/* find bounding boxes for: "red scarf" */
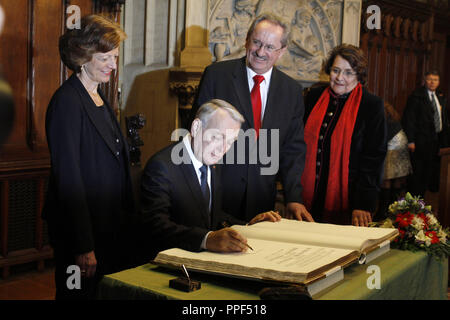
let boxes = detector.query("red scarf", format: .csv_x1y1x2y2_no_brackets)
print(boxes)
301,84,362,217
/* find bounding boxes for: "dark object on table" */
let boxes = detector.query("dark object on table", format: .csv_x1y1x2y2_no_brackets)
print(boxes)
169,277,202,292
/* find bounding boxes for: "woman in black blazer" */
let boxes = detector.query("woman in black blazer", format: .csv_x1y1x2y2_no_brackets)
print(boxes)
301,44,387,227
43,15,134,299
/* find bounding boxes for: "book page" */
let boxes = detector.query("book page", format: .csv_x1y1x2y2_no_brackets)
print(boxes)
232,219,398,252
154,238,357,283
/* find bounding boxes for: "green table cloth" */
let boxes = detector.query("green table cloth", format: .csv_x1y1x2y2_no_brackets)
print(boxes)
97,249,448,300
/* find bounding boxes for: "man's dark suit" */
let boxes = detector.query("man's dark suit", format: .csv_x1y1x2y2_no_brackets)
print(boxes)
402,86,450,196
140,141,245,259
193,57,306,221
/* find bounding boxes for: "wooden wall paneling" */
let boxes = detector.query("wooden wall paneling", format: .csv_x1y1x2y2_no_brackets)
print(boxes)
0,180,9,277
385,40,396,106
0,0,30,162
30,1,63,154
378,37,388,103
367,34,378,95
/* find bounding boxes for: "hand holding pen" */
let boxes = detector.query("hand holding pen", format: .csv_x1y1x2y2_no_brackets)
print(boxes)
206,227,251,253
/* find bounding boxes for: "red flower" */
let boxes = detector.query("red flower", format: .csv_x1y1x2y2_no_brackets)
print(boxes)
418,213,429,229
395,212,414,228
398,229,406,239
425,231,440,244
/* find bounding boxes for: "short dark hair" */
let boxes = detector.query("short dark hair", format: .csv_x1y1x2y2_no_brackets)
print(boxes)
424,70,440,78
324,44,368,85
246,13,290,48
59,15,127,73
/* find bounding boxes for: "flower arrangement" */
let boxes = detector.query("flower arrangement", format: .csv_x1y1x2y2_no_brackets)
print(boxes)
371,192,449,260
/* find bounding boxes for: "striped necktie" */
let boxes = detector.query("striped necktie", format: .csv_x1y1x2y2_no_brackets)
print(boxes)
431,92,441,133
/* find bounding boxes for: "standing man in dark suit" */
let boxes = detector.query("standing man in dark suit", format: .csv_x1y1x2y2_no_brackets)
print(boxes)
192,13,312,222
140,99,281,259
402,70,450,197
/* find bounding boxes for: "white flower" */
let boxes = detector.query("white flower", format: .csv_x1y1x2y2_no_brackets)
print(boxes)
411,216,425,231
426,213,438,227
415,230,431,247
380,218,394,229
437,228,447,244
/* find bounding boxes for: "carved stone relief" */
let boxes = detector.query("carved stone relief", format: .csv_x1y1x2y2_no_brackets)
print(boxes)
208,0,344,82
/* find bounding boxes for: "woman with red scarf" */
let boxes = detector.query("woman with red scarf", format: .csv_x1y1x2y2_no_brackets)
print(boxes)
301,44,387,226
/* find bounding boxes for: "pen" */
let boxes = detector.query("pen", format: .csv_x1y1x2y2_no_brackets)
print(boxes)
182,264,191,283
221,221,253,251
243,242,254,251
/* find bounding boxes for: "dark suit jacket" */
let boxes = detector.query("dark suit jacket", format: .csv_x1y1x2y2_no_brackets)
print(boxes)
193,57,306,221
43,74,135,258
402,86,450,154
304,86,387,214
140,141,245,258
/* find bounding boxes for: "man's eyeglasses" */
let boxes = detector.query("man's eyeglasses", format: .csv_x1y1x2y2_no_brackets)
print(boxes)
250,39,283,53
330,67,357,78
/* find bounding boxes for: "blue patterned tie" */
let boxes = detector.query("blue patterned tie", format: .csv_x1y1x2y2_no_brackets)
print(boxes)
431,92,441,133
199,165,210,211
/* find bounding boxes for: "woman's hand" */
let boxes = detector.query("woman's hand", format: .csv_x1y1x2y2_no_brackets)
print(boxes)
352,210,372,227
75,250,97,278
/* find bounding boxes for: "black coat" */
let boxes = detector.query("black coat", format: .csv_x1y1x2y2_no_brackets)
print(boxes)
304,86,387,216
402,86,450,153
193,57,307,221
43,74,135,259
140,141,245,258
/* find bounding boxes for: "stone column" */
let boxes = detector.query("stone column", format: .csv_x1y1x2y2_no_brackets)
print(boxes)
179,0,212,70
342,0,362,46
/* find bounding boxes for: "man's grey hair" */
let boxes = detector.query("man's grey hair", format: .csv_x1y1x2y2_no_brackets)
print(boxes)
246,13,290,48
195,99,244,127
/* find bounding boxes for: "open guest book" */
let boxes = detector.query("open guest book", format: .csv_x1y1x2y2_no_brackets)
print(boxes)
154,219,398,295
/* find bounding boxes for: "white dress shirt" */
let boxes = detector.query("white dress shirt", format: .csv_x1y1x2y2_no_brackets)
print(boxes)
246,67,273,123
182,134,211,249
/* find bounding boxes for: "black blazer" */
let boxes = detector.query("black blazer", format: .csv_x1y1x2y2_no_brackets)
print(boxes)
402,86,450,153
304,86,387,213
140,141,245,258
193,57,307,220
43,74,135,255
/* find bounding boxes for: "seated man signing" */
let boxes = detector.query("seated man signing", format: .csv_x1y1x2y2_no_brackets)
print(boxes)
140,99,280,258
